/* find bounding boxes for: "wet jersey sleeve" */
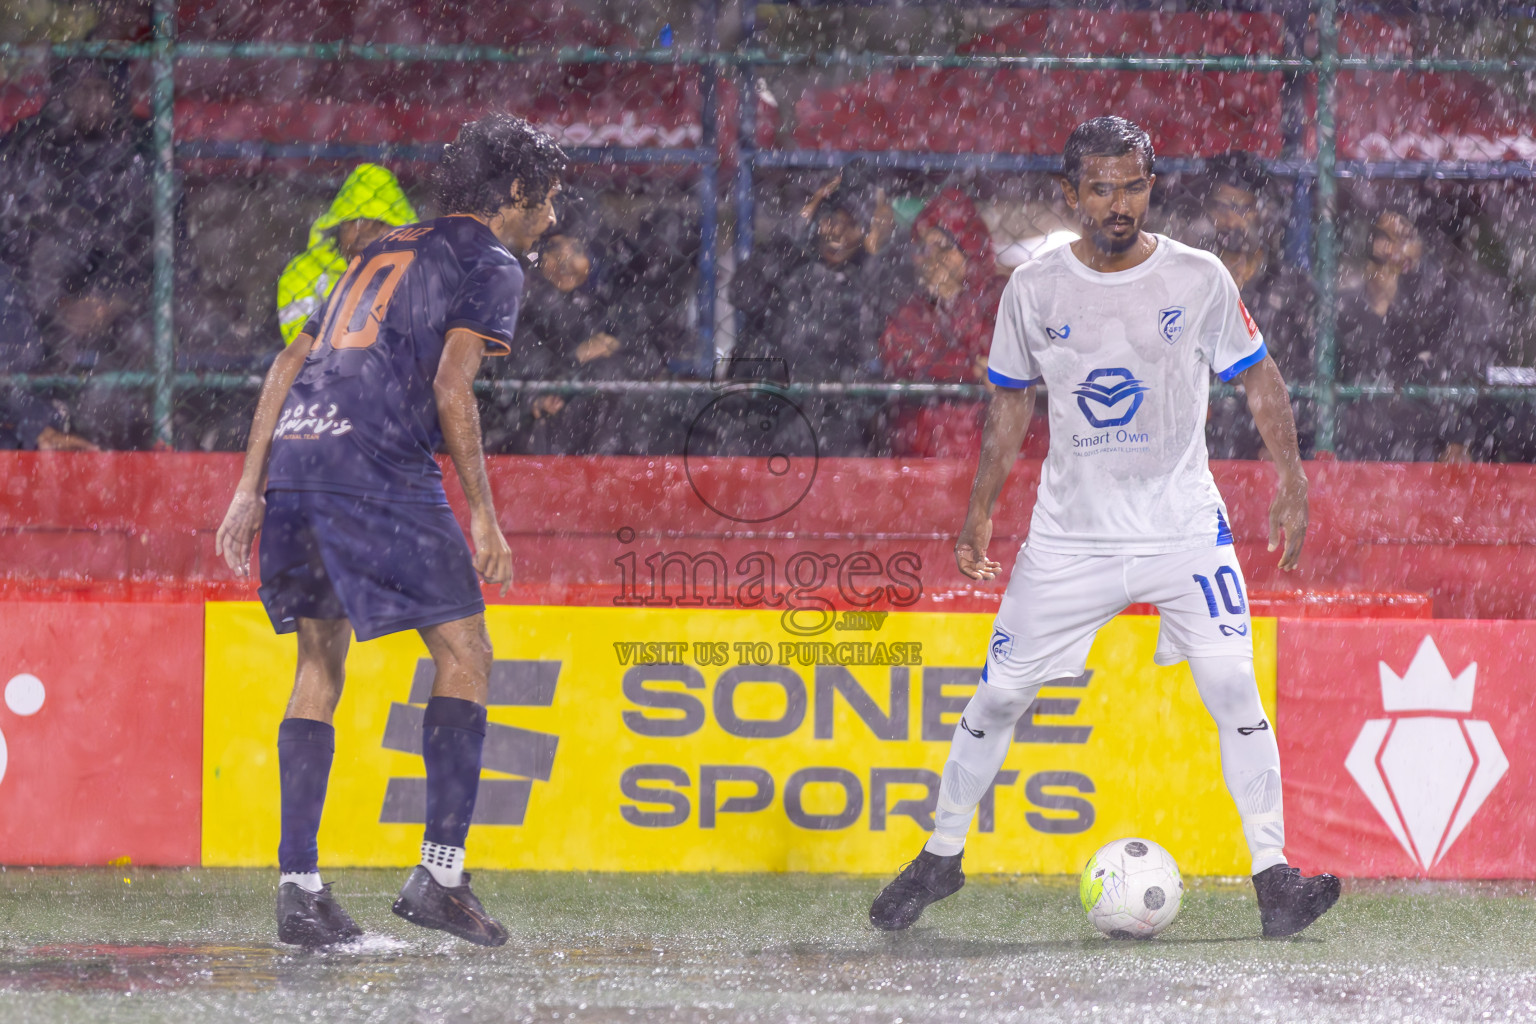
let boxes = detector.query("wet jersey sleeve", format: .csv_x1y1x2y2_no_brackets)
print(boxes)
446,262,524,356
300,310,325,340
1206,264,1268,382
985,272,1044,388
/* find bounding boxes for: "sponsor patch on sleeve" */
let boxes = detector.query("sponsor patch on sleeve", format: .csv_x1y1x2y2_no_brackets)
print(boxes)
1239,300,1259,340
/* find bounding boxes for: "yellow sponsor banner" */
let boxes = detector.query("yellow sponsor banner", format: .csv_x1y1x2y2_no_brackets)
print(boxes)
204,603,1275,875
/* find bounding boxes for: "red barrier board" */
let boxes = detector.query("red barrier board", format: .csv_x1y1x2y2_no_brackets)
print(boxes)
4,453,1526,617
0,603,202,866
1279,621,1536,878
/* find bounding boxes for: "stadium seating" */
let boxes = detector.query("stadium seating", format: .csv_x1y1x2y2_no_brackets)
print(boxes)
789,11,1536,162
0,8,1523,166
0,0,777,165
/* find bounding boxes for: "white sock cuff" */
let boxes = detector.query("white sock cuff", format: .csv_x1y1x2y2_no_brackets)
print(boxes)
420,840,465,888
1251,848,1287,875
924,831,967,857
280,871,323,894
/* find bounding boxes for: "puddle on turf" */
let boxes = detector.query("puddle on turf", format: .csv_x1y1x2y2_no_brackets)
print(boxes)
0,941,422,994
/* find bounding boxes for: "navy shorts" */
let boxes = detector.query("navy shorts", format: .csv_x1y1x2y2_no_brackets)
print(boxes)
258,489,485,642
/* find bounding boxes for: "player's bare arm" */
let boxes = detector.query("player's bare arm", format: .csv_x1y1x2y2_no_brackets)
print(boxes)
956,385,1036,581
1236,353,1308,571
435,327,512,594
215,335,314,576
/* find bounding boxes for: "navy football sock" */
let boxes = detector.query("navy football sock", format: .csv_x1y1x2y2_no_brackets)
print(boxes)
277,718,335,874
422,696,487,851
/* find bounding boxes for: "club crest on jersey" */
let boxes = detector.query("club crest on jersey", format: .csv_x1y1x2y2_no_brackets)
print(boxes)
1072,368,1150,429
990,627,1014,664
1158,306,1185,345
1046,324,1071,341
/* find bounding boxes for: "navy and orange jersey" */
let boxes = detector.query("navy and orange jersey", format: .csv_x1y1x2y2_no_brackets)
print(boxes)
266,215,522,502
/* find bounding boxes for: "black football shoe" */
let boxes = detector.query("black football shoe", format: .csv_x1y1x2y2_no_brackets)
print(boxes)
1253,864,1341,938
869,849,965,931
275,882,364,948
392,867,508,947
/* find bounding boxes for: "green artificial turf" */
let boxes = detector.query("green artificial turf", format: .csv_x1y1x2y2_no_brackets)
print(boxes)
0,868,1531,1023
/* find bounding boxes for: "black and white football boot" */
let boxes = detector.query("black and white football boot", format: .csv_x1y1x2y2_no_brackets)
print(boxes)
1253,864,1341,938
392,867,509,947
275,882,364,948
869,849,965,931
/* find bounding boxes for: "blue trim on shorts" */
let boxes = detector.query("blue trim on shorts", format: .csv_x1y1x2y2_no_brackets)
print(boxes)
1216,509,1234,546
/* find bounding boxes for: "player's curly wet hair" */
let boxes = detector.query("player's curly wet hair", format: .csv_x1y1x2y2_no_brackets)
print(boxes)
1062,116,1155,185
435,113,568,216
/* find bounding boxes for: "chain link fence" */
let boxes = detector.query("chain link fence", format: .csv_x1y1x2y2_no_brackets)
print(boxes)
3,1,1536,459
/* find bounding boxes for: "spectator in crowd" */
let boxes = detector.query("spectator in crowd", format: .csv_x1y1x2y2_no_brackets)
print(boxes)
1197,152,1316,460
1335,206,1508,462
486,195,666,455
878,187,1005,458
275,163,417,345
605,205,698,374
0,58,153,448
602,205,697,453
731,167,903,456
0,262,95,451
175,185,282,450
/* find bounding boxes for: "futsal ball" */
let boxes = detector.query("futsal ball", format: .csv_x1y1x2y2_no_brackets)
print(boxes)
1079,837,1184,939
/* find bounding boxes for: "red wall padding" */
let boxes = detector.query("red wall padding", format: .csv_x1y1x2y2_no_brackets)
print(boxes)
1280,621,1536,878
0,453,1524,617
0,602,203,865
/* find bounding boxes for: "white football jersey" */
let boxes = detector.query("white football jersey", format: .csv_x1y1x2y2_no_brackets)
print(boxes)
987,234,1266,554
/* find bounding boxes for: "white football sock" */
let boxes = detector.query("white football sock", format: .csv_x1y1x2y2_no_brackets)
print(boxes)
924,681,1041,856
280,871,323,893
420,840,466,888
1188,656,1288,876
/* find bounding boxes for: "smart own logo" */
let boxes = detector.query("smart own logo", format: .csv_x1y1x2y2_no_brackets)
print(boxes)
1073,368,1150,429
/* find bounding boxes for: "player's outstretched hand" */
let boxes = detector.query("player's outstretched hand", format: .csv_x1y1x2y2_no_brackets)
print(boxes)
955,517,1003,581
215,488,266,578
1268,472,1309,571
470,512,514,596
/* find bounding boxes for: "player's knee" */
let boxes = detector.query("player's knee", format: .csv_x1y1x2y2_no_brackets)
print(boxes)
423,625,492,703
1188,656,1265,729
287,660,345,720
296,619,350,673
967,680,1041,729
453,625,493,677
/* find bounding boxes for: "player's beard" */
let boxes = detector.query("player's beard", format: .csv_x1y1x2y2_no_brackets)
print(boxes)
1089,214,1141,255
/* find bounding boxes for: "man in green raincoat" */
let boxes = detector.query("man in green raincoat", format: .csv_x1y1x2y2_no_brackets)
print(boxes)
275,164,417,345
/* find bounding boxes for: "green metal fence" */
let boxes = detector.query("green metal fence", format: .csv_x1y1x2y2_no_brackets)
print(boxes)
2,0,1535,451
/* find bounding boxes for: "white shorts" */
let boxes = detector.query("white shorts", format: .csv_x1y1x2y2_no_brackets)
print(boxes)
984,542,1254,689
